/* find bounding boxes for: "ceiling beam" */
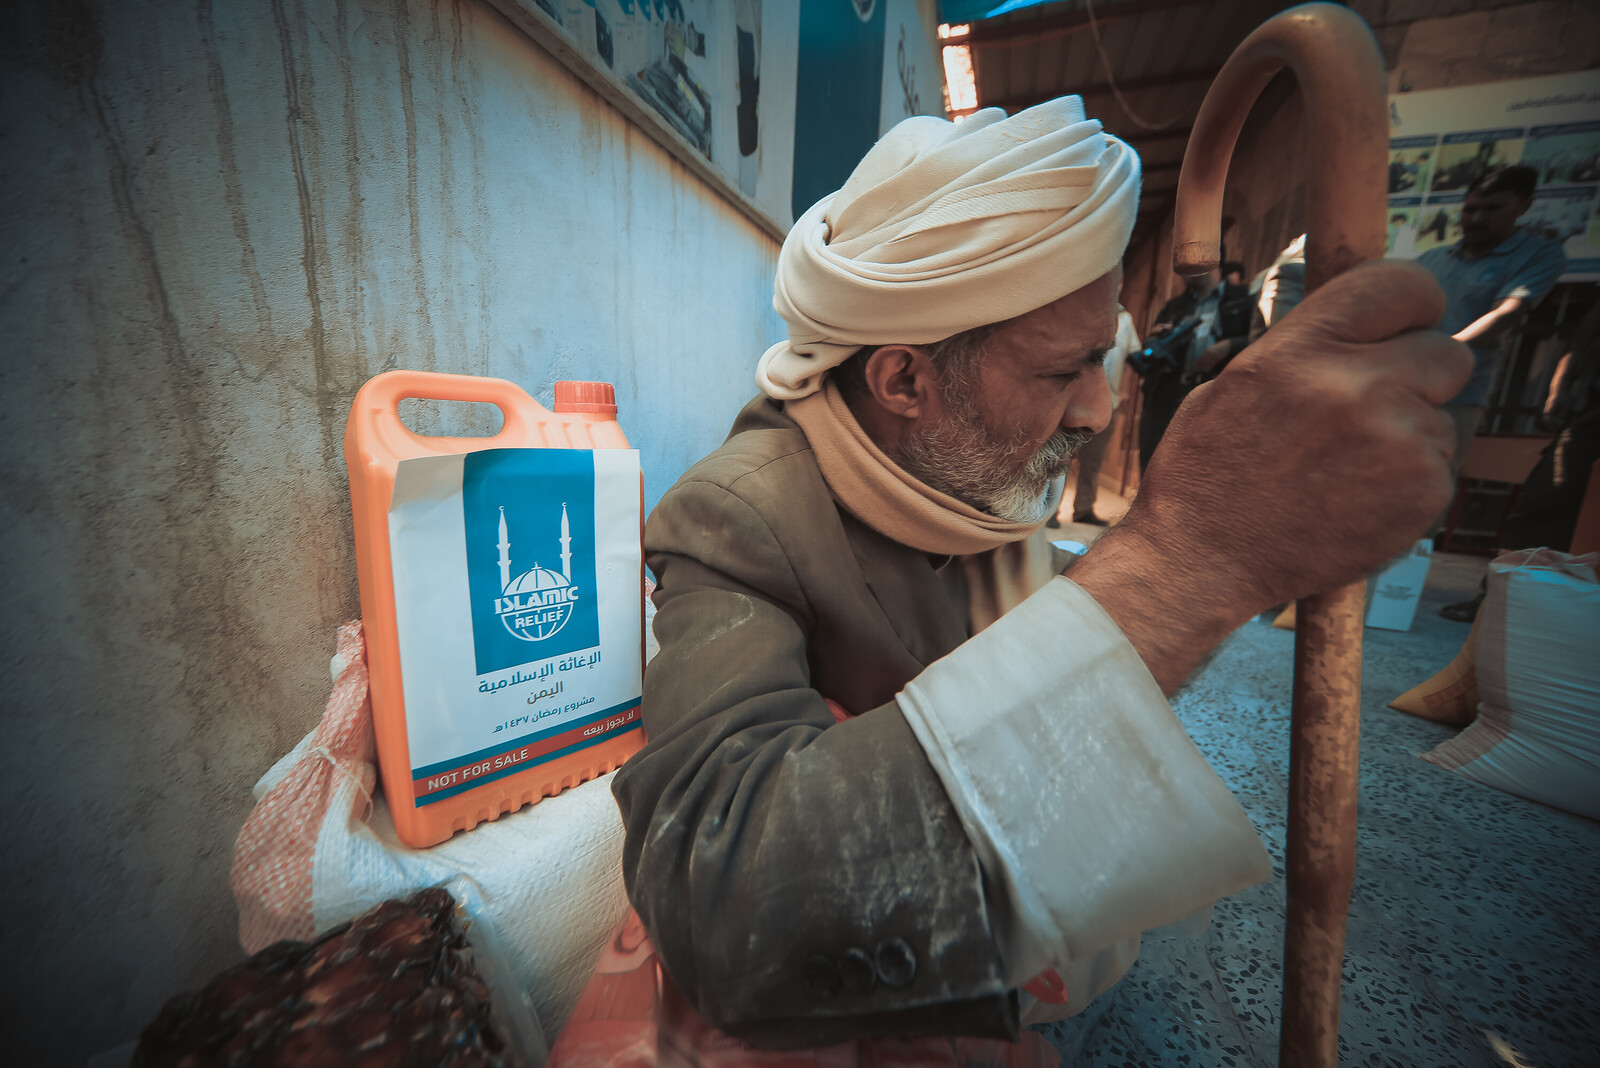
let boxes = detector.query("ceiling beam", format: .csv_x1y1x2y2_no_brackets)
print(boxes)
1136,190,1177,216
981,65,1223,114
966,0,1209,52
1123,125,1192,143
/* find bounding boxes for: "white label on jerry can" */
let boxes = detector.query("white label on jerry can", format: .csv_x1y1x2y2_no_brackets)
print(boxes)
387,448,642,805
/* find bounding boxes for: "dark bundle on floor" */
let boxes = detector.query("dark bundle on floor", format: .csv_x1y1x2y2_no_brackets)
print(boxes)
132,887,520,1068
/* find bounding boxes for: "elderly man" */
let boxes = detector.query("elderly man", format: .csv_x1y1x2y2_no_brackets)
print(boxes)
612,99,1468,1049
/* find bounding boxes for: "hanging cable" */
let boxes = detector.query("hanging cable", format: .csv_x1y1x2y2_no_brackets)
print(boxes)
1084,0,1182,131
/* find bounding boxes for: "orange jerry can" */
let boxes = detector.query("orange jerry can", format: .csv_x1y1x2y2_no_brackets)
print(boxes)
344,371,644,848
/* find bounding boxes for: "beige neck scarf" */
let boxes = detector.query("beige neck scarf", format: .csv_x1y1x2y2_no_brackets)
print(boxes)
788,383,1063,632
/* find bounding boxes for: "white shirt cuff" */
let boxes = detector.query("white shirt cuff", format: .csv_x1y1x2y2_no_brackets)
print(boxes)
896,576,1271,989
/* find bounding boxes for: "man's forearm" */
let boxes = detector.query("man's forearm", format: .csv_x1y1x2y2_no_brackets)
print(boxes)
1545,352,1572,416
1452,296,1523,346
1066,528,1259,694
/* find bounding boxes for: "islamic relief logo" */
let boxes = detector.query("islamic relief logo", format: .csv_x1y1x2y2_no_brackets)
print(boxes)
494,503,580,642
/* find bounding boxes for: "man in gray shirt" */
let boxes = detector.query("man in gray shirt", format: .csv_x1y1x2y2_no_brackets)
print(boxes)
1417,165,1568,480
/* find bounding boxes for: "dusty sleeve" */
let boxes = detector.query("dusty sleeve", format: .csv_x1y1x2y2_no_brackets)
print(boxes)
611,476,1016,1049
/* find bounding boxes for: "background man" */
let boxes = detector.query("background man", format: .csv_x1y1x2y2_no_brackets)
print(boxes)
1136,260,1253,471
1192,260,1257,379
614,98,1468,1049
1417,165,1568,486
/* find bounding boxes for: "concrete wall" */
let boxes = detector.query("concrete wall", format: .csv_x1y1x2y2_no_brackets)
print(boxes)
1378,0,1600,92
0,0,786,1061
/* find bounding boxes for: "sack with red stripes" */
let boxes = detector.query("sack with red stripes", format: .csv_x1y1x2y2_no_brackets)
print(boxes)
227,617,638,1037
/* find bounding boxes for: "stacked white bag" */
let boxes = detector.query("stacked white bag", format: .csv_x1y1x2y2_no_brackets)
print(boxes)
1422,549,1600,820
231,589,660,1040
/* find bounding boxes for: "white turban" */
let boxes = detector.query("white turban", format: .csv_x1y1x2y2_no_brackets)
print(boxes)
757,97,1142,401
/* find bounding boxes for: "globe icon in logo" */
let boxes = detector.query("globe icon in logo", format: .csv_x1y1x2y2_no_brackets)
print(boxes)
494,503,580,643
500,565,575,641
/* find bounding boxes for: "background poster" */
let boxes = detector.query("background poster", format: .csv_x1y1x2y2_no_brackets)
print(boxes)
496,1,948,232
791,0,887,220
877,0,947,137
493,0,804,229
792,0,946,222
1386,71,1600,280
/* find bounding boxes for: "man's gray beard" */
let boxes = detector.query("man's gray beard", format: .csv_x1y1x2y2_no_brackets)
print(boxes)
896,397,1092,524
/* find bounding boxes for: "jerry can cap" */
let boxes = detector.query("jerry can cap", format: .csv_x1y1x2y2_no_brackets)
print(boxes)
553,381,618,416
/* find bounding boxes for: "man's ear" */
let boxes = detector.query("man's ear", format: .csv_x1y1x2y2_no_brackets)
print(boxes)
862,344,941,420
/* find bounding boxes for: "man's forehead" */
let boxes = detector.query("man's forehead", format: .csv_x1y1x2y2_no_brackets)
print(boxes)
990,282,1118,362
1040,274,1118,328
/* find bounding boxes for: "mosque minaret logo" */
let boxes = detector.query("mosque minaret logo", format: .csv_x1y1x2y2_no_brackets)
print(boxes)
494,503,580,642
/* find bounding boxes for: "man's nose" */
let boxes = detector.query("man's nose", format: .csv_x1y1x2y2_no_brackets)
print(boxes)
1066,373,1113,437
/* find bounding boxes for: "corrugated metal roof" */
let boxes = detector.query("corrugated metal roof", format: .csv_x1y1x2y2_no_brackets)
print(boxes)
939,0,1062,24
945,0,1307,242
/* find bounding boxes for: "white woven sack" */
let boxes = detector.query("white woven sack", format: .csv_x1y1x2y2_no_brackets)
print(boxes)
231,616,646,1036
1421,549,1600,819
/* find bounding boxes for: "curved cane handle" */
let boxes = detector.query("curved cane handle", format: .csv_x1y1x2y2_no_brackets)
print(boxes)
1169,6,1389,1066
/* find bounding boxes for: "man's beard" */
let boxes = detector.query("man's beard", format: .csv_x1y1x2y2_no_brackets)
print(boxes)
896,393,1092,524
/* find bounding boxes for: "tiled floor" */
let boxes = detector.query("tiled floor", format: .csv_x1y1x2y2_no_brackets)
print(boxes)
1035,548,1600,1068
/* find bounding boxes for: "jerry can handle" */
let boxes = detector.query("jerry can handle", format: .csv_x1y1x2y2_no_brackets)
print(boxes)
353,369,552,449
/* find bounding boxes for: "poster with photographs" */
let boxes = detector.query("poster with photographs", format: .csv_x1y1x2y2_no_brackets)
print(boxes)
1429,129,1524,193
1522,121,1600,185
1412,201,1462,254
1523,187,1598,245
1387,137,1436,195
1385,206,1420,256
1386,71,1600,281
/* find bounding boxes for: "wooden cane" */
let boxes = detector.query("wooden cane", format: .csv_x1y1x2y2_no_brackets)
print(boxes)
1168,5,1389,1065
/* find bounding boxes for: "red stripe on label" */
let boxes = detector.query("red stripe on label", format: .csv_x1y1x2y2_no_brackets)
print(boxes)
413,705,640,800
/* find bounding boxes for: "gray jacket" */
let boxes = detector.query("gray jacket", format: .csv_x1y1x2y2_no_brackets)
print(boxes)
612,396,1020,1048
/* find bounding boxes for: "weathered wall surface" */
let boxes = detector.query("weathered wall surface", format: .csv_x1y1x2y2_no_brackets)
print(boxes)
0,0,784,1061
1380,0,1599,92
